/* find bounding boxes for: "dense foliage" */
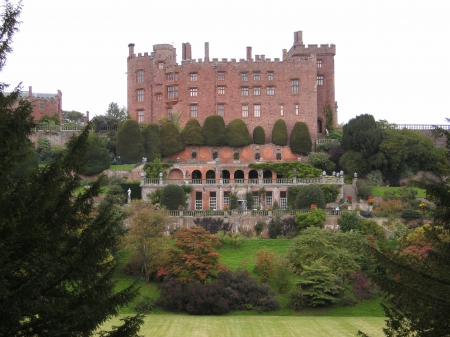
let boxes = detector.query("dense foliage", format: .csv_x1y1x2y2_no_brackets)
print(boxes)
181,118,205,145
141,123,161,162
341,114,382,158
116,119,144,164
295,184,326,209
252,126,265,144
226,119,252,147
160,121,185,157
84,133,110,175
290,121,312,155
193,217,233,234
203,115,227,146
248,162,321,178
271,119,288,146
160,184,185,210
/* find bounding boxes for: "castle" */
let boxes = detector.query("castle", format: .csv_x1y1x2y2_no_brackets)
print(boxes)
127,31,337,142
15,86,62,123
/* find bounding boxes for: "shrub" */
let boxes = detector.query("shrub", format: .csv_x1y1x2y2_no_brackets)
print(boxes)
366,170,383,186
119,182,142,200
339,150,367,176
254,222,264,237
290,122,312,155
271,119,288,146
203,115,227,146
374,199,407,216
160,184,185,210
193,217,232,234
338,211,360,232
134,295,156,313
295,184,326,209
360,219,385,240
253,249,275,283
383,189,397,201
397,186,418,203
116,119,144,164
271,256,293,293
181,118,205,145
281,216,299,237
225,119,252,147
401,208,422,221
288,288,306,311
320,185,340,203
349,270,375,301
356,180,373,200
268,217,281,238
295,208,326,230
160,122,185,157
141,123,161,162
307,152,335,172
253,126,265,144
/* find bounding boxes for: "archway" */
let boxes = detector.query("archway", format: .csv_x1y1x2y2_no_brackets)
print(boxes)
191,170,202,183
234,170,244,183
317,119,323,133
263,170,273,183
206,170,216,184
168,168,183,180
221,170,230,183
248,169,258,183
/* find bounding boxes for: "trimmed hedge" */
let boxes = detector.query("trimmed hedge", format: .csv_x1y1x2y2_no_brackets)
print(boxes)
253,126,265,144
181,118,205,145
160,184,185,210
225,119,252,147
119,182,142,200
272,119,288,146
141,123,161,162
116,119,144,164
160,122,185,157
203,115,227,146
84,133,110,176
294,184,326,209
290,122,312,155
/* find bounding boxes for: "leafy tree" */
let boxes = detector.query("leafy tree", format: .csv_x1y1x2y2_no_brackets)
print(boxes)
181,118,205,145
166,226,223,284
62,110,85,124
290,121,312,155
39,112,60,125
84,133,110,175
295,208,326,230
253,126,265,144
0,86,142,337
141,122,161,162
160,184,185,210
320,185,340,203
125,202,167,282
295,261,342,307
254,249,276,283
366,170,383,186
397,186,418,203
327,145,346,168
339,150,367,176
295,184,326,209
272,119,288,146
203,115,227,146
225,119,252,147
379,129,408,172
341,114,382,158
338,211,360,232
271,256,294,293
160,121,185,157
11,142,37,178
268,216,282,238
143,158,171,179
307,152,335,172
193,217,232,234
323,102,334,132
106,102,128,121
116,119,144,164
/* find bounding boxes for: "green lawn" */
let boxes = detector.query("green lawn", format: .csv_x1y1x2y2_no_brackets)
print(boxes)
369,186,426,198
108,164,137,171
98,315,386,337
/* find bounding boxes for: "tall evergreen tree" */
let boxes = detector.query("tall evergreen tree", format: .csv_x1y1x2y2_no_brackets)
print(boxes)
272,119,288,146
225,119,252,147
181,118,205,145
160,121,185,157
141,122,161,162
116,119,144,164
341,114,382,158
84,133,110,175
203,115,227,146
290,121,312,155
253,126,266,144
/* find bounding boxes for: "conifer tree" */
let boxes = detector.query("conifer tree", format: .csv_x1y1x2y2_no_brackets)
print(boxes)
160,121,185,157
85,133,110,175
290,121,312,155
116,119,144,164
272,119,288,146
225,119,252,147
203,115,227,146
141,122,161,162
253,126,265,144
181,118,205,145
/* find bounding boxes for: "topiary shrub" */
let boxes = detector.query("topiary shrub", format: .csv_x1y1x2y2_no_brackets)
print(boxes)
203,115,227,146
320,185,340,203
290,122,312,155
141,123,161,162
295,185,326,209
116,119,144,164
253,126,265,144
181,118,205,145
225,119,252,147
338,212,360,232
271,119,287,146
160,184,185,210
160,122,185,157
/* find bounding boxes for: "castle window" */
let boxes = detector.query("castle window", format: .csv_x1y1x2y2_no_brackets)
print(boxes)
167,72,178,81
276,149,281,160
158,62,164,69
266,192,273,207
137,70,144,83
268,72,274,80
218,72,225,80
291,79,299,94
280,105,284,116
167,85,178,98
190,104,198,118
190,73,197,81
317,60,322,68
137,89,144,102
241,87,249,96
267,86,275,95
209,192,217,210
295,104,299,116
317,75,324,86
138,110,144,122
218,86,225,95
242,105,248,118
167,108,172,119
156,93,162,100
190,88,198,97
253,87,261,96
218,104,224,117
241,73,248,81
253,72,260,81
254,104,261,117
39,103,45,111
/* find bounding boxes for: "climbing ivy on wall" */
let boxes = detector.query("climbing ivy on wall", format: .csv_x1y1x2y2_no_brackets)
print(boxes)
248,162,321,178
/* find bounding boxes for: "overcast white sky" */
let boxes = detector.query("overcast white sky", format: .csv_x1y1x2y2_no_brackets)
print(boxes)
2,0,450,125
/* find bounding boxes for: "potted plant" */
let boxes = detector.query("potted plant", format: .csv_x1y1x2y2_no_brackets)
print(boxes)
355,204,361,215
346,196,353,210
368,196,374,211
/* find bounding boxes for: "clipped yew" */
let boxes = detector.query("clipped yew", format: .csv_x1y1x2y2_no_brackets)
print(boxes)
181,118,205,145
253,126,265,144
226,119,252,147
160,121,185,157
203,115,227,146
141,123,161,162
160,184,185,210
290,121,312,155
116,119,144,164
272,119,288,146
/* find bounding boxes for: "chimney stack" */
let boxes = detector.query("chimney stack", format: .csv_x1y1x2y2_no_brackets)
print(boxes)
128,43,135,57
204,42,209,62
246,46,252,61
